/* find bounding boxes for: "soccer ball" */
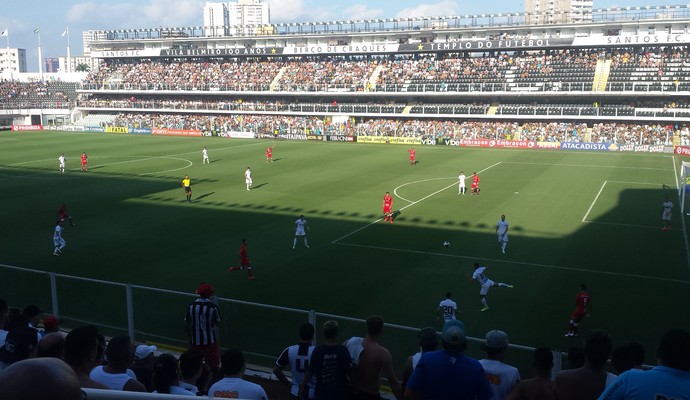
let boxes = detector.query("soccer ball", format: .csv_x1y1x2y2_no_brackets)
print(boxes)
443,241,450,248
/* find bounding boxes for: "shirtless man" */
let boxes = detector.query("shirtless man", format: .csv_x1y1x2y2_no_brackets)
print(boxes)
351,315,401,400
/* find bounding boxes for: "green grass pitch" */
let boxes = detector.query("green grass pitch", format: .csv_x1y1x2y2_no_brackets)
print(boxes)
1,130,688,372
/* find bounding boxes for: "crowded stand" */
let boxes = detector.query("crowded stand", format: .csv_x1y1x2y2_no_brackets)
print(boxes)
0,79,77,109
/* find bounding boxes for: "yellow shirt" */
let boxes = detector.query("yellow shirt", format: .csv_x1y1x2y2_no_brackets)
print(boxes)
182,178,191,187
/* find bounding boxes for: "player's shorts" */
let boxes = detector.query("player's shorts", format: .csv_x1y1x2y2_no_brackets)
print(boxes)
383,205,392,214
53,238,66,247
571,308,586,322
81,161,87,166
240,260,251,269
479,280,495,296
471,183,479,189
184,186,191,193
662,210,672,221
498,233,509,243
295,229,306,237
245,179,252,184
459,183,465,188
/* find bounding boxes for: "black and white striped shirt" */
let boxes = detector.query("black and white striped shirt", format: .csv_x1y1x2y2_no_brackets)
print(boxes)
185,299,221,345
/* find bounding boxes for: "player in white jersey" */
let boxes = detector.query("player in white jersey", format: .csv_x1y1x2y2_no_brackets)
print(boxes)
202,147,209,164
293,215,310,249
53,220,66,256
273,323,316,399
437,291,460,322
58,154,66,174
471,263,513,312
244,167,252,191
458,171,466,195
661,196,673,231
496,214,509,254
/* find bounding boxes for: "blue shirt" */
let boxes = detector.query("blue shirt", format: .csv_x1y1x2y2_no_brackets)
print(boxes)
406,350,493,400
598,366,690,400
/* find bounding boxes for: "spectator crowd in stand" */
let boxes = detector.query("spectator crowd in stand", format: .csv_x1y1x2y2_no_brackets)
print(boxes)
1,294,689,400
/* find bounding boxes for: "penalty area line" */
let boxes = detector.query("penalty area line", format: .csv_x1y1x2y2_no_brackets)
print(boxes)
333,242,690,285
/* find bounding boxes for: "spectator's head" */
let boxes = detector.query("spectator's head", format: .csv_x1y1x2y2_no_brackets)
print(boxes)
584,329,613,368
134,344,157,365
657,329,690,371
0,327,38,366
220,349,245,376
299,323,315,342
0,357,82,400
611,345,634,375
6,311,28,331
445,291,452,299
105,335,134,368
22,305,42,326
43,316,60,334
323,320,339,340
366,315,384,337
441,320,467,354
566,346,585,369
153,353,179,394
195,283,214,299
418,327,439,353
627,341,646,368
36,332,65,359
64,325,101,369
533,347,554,372
482,329,509,358
179,348,205,381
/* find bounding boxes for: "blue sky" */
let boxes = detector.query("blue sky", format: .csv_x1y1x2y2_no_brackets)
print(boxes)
0,0,681,72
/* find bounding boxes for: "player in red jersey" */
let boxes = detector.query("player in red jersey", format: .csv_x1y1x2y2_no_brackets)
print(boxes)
80,152,88,171
383,192,394,223
266,146,273,163
408,147,417,165
565,284,590,337
471,172,480,195
228,239,256,280
57,202,75,226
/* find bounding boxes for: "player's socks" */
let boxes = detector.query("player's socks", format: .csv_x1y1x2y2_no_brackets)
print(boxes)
481,306,489,312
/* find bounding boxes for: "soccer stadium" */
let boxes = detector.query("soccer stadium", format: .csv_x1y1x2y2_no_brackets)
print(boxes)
2,3,690,399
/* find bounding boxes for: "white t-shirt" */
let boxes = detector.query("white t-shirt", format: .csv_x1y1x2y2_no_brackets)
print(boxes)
245,169,252,182
208,377,268,400
497,220,509,236
472,267,491,287
295,218,308,235
662,200,673,220
458,174,466,187
58,155,65,166
438,298,458,321
53,224,63,240
202,148,208,159
479,359,520,400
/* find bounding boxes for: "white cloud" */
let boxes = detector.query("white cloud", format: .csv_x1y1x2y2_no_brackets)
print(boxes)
394,1,459,19
67,0,204,29
342,4,385,21
265,0,338,23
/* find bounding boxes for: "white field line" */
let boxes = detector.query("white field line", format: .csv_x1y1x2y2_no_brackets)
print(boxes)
502,161,669,171
582,181,607,223
333,242,690,285
332,162,502,243
673,156,690,273
582,220,674,230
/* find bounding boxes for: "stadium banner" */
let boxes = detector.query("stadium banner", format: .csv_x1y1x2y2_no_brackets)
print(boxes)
60,125,86,132
11,124,43,131
573,34,690,47
357,136,422,145
617,144,672,153
151,128,202,137
325,135,354,142
129,128,152,135
560,142,613,151
308,135,324,141
105,126,129,134
442,138,563,149
675,146,690,157
421,138,437,145
228,131,255,139
84,126,105,133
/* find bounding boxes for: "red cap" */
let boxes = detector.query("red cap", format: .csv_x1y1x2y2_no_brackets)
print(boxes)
195,283,214,298
43,315,60,330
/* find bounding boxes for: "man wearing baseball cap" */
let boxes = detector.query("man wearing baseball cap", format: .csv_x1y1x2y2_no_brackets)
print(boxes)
479,330,520,400
405,320,492,400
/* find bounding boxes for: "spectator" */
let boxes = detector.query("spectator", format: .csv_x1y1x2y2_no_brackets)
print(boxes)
566,346,586,369
300,320,352,400
131,344,157,392
41,315,61,335
401,327,439,394
152,353,195,396
208,348,268,400
0,326,38,373
506,347,555,400
185,282,222,375
22,305,43,342
179,348,210,395
63,325,109,390
404,320,492,400
36,332,65,358
0,298,8,347
627,341,646,369
479,330,521,400
610,345,635,375
0,357,82,400
89,335,146,392
554,329,615,400
349,315,401,400
597,328,690,399
273,322,316,399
